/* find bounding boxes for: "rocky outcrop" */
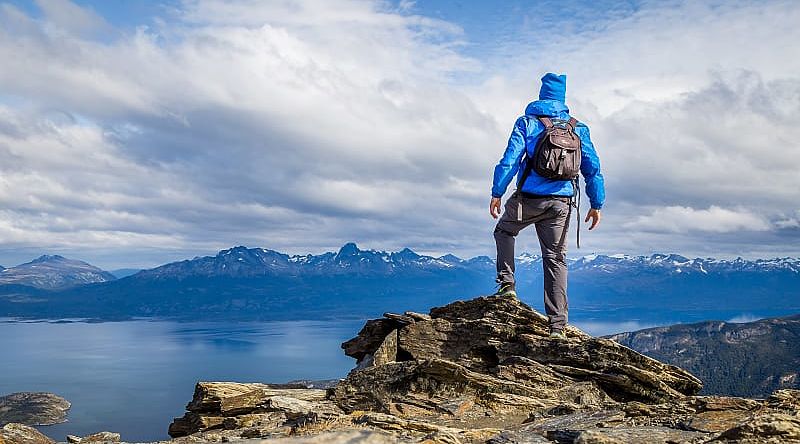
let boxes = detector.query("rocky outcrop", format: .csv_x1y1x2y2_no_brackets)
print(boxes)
163,295,800,443
336,295,701,412
0,392,70,426
0,422,55,444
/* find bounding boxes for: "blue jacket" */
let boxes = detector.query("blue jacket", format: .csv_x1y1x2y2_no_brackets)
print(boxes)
491,75,605,210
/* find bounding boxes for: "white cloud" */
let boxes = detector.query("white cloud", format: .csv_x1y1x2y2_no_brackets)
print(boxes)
0,0,798,268
469,0,800,257
624,206,771,234
33,0,110,36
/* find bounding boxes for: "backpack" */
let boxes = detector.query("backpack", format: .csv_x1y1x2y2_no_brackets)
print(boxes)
516,116,584,248
530,116,581,180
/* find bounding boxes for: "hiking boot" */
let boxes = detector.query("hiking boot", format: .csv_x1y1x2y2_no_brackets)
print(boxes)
493,282,517,299
549,329,567,340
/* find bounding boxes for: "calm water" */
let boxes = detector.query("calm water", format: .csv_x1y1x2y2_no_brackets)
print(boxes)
0,319,361,442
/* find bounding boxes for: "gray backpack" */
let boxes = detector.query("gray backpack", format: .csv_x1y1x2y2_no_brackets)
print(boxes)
530,116,581,180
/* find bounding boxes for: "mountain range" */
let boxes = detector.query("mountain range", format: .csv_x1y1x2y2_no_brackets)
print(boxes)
0,243,798,323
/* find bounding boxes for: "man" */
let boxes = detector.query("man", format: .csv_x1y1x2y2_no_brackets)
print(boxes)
490,73,605,339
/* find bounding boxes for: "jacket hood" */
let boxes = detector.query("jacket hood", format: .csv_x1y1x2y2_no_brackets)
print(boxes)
539,73,566,102
524,99,569,117
524,73,569,116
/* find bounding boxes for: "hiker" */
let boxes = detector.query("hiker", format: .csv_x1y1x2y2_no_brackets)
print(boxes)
489,73,605,339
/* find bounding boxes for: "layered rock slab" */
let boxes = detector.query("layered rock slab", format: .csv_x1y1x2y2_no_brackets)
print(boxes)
333,294,701,421
169,382,342,439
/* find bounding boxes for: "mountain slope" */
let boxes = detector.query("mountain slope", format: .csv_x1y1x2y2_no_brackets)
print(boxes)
0,255,116,290
109,269,142,279
608,314,800,397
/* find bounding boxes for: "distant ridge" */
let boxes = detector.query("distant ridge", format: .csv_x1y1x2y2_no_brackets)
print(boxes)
609,313,800,397
133,243,488,280
4,245,798,282
0,255,116,290
126,244,800,279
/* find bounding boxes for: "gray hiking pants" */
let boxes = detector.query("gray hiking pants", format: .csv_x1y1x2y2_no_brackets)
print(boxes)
494,192,570,331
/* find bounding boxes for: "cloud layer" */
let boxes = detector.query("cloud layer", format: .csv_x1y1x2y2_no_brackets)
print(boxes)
0,0,798,268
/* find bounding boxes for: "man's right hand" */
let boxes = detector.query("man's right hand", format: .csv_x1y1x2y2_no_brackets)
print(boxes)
585,208,602,230
490,197,502,219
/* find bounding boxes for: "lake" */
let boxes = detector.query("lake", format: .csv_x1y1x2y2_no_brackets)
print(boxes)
0,319,362,442
0,309,782,442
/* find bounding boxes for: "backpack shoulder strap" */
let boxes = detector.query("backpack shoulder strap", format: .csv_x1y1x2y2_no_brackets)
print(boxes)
517,116,549,191
567,117,578,130
538,116,554,128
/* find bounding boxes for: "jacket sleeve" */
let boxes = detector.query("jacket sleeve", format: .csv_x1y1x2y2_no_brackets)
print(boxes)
577,125,606,210
491,117,527,198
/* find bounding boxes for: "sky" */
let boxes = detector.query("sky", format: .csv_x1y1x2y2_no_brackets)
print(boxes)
0,0,798,269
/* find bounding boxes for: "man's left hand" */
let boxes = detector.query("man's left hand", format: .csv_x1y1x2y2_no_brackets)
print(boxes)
490,197,502,219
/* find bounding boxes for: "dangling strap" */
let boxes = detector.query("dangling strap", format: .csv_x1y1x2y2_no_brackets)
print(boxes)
556,199,572,254
574,177,581,249
555,177,581,253
568,118,581,248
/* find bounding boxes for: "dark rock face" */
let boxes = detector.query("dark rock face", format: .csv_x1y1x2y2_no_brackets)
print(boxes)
164,295,800,444
0,392,70,426
342,319,399,362
608,314,800,397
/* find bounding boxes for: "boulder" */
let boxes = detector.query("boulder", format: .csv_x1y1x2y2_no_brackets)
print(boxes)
767,389,800,412
714,412,800,443
75,431,121,443
248,429,404,443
